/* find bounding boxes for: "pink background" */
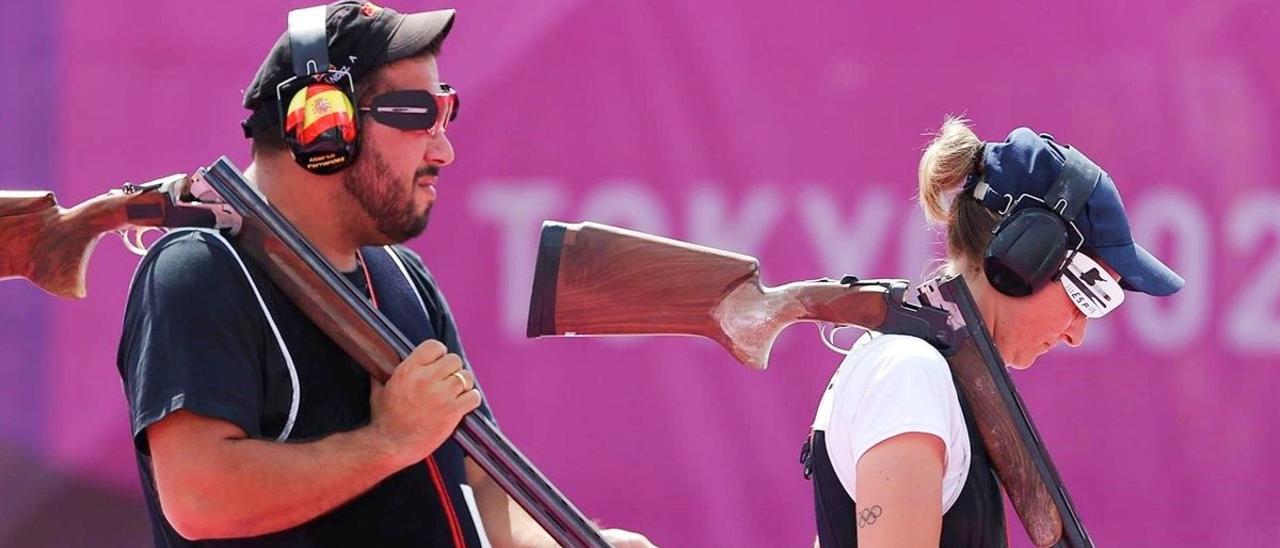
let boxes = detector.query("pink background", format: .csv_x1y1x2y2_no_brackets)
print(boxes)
2,1,1277,546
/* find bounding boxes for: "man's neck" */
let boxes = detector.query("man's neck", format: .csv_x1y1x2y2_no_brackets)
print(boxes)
245,160,363,272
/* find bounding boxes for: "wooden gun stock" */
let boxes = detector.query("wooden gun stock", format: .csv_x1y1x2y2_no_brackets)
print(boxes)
528,221,951,369
1,183,166,298
528,220,1091,548
0,174,221,298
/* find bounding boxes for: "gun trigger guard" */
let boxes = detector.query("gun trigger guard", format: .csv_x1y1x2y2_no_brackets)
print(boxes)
118,227,166,256
816,322,858,356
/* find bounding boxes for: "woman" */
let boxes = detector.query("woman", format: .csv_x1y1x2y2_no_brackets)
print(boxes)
805,118,1184,547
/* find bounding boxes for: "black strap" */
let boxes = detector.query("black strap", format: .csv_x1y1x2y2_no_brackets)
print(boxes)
362,246,436,344
362,246,488,548
1044,145,1101,223
972,139,1101,222
287,5,331,77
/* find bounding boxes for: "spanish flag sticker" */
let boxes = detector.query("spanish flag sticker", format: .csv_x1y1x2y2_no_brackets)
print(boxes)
285,84,357,146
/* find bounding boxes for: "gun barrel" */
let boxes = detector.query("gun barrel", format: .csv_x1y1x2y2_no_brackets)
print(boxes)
199,159,612,548
926,278,1092,548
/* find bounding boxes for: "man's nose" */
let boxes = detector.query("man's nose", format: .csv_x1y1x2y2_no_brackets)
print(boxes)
424,131,454,167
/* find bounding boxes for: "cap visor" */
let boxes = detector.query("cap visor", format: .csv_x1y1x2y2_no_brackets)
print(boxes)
1094,242,1185,296
385,9,456,60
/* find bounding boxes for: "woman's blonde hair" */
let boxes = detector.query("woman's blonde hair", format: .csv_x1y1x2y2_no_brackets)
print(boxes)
917,116,1001,276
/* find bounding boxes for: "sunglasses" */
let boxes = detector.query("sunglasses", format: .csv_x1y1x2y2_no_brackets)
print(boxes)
1060,252,1125,319
358,84,459,135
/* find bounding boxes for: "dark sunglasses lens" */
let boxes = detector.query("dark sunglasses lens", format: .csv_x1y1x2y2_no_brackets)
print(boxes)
369,90,438,130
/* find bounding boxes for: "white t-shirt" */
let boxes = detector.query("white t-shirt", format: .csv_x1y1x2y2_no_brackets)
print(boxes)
811,333,971,512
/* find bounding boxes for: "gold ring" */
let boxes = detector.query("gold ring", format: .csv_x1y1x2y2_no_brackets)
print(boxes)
451,371,470,392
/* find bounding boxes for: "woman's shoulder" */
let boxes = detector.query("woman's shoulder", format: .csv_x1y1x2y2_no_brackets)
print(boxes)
854,333,949,371
828,334,954,402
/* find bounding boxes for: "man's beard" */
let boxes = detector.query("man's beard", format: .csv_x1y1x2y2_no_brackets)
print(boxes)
341,147,431,243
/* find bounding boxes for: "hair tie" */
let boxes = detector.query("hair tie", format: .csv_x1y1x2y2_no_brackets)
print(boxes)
962,143,986,192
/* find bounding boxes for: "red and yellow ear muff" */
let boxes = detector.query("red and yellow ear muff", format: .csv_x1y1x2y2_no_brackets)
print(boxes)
282,81,360,174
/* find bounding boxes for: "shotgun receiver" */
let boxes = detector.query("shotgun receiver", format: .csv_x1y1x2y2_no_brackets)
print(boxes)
527,220,1092,548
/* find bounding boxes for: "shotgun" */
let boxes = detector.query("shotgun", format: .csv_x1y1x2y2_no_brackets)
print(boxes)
0,174,236,297
0,162,610,547
527,220,1092,548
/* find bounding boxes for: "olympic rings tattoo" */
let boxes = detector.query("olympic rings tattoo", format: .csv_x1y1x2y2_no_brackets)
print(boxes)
857,505,883,528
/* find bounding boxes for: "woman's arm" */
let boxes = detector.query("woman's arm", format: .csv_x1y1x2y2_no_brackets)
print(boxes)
854,432,946,547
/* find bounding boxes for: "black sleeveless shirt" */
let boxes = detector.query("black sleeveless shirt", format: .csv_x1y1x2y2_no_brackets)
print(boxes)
804,375,1006,547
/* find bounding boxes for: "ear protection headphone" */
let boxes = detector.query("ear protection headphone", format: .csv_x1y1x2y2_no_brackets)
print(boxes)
978,135,1102,297
277,5,360,175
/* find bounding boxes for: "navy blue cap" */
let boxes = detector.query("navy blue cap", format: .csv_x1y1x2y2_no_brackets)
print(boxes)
971,128,1184,296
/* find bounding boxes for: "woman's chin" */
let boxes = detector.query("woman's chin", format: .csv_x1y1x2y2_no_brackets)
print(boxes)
1006,352,1035,370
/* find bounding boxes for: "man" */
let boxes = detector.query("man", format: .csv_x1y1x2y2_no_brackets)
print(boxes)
116,2,654,546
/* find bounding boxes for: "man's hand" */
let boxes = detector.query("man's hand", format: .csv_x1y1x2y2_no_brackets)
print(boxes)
601,528,657,548
370,340,482,468
466,456,658,548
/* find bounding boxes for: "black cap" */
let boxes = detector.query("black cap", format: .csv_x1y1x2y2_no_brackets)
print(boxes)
241,1,455,138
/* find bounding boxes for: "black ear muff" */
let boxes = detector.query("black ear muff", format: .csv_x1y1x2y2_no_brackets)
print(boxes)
979,138,1102,297
984,209,1070,297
